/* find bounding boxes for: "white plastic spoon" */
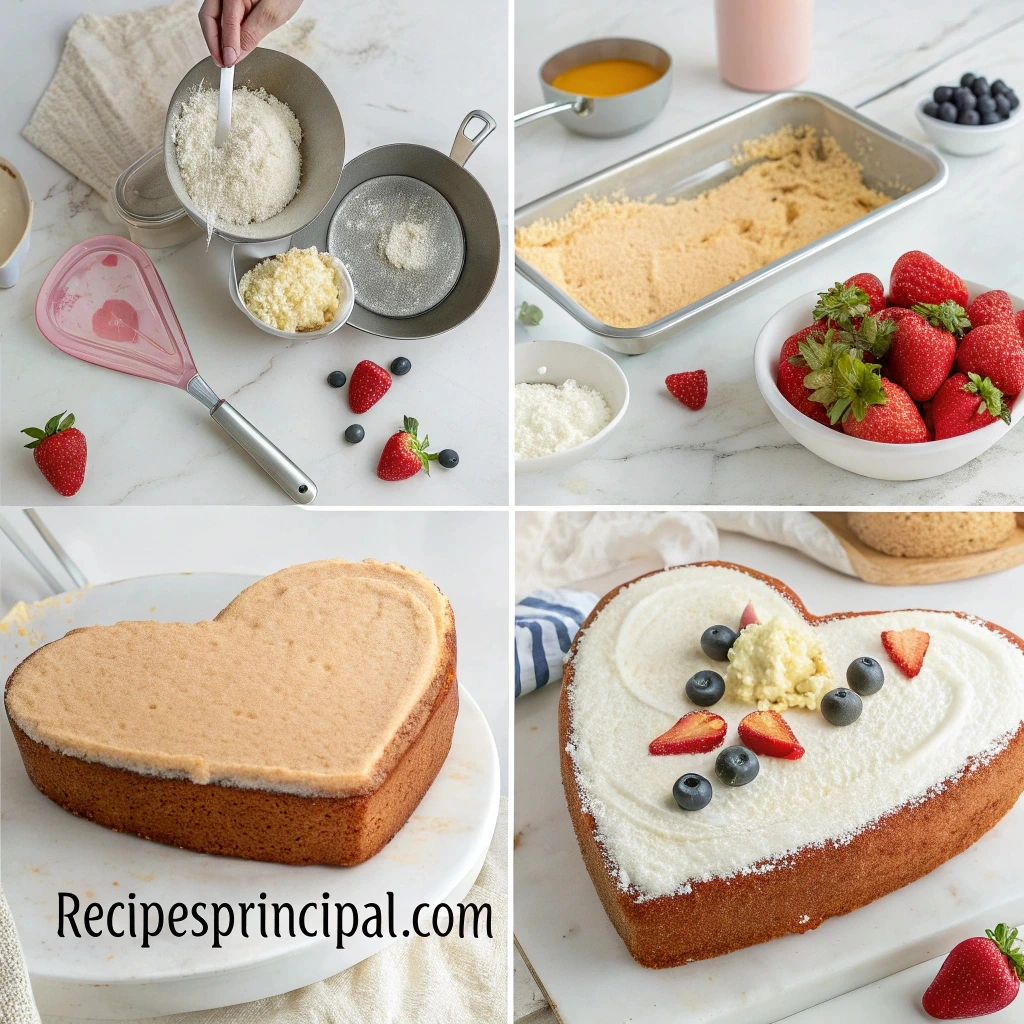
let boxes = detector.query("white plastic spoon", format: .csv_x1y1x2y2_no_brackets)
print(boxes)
214,64,234,147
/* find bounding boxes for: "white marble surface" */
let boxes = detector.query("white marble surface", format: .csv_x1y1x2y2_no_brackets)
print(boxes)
514,0,1024,506
0,0,509,506
0,506,510,793
513,529,1024,1024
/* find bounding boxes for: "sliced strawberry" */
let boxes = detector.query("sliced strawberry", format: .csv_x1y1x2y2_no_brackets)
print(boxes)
739,602,760,629
649,710,726,756
738,710,805,760
882,628,930,678
666,370,708,410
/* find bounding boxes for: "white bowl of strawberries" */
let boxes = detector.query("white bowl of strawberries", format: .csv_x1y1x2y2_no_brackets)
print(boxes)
754,251,1024,481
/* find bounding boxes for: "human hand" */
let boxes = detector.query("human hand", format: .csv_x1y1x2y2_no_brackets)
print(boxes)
198,0,304,67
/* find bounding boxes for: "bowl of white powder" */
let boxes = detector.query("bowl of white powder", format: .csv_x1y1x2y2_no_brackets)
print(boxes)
164,50,344,244
515,340,629,473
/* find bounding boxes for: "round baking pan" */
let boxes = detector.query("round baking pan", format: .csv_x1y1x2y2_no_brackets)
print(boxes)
515,37,672,137
163,50,345,244
327,110,500,340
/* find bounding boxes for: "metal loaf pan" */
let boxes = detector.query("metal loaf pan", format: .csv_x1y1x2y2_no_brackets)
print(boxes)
514,91,947,354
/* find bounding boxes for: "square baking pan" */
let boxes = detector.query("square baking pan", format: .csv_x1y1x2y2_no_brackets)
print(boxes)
514,91,947,354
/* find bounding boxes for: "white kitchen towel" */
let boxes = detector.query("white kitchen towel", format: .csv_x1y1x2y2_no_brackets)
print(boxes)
515,588,597,697
41,801,507,1024
22,0,315,200
708,511,856,576
0,887,42,1024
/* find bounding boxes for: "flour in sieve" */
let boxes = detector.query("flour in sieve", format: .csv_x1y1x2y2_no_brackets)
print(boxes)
515,379,612,459
173,85,302,229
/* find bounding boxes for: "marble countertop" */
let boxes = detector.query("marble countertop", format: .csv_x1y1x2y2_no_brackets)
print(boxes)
0,0,509,506
514,0,1024,507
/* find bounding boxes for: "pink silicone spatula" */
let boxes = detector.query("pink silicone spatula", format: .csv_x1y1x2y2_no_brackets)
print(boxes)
35,235,316,504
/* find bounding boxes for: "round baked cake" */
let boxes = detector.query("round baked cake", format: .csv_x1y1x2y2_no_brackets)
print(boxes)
847,511,1017,558
559,562,1024,968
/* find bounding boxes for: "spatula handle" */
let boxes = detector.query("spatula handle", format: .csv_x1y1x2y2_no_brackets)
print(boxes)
210,401,317,504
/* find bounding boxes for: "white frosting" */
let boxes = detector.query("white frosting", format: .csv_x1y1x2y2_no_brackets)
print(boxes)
566,565,1024,900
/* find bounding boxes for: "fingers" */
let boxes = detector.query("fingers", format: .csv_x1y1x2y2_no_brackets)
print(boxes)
237,0,305,62
219,0,247,66
197,0,224,65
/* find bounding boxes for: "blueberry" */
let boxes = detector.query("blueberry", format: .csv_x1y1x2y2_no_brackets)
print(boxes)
991,79,1009,96
437,449,459,469
938,102,958,122
960,73,976,88
934,85,954,104
980,111,1002,125
344,424,365,443
846,656,884,696
978,94,997,114
821,687,863,726
685,670,726,707
995,94,1011,116
390,356,412,376
700,625,739,662
327,370,347,388
972,76,990,96
957,109,981,125
673,773,713,811
923,101,940,118
715,745,759,787
954,87,976,111
1007,90,1019,110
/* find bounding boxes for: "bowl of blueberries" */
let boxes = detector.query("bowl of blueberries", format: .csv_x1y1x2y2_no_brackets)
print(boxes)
917,72,1020,155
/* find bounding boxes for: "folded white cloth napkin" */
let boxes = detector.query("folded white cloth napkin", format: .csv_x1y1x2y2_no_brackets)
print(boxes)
0,887,42,1024
515,588,597,697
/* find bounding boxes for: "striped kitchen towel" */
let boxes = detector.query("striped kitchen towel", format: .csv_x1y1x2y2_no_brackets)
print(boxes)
515,589,597,697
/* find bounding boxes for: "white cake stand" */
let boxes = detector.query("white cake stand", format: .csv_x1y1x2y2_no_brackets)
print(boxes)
1,573,500,1019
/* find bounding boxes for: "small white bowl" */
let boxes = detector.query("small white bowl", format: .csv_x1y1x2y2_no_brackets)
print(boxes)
515,339,629,474
0,158,32,288
915,95,1021,156
753,280,1024,481
229,242,355,340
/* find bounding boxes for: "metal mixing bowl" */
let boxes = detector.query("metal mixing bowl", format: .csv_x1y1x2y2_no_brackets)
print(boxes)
163,50,345,244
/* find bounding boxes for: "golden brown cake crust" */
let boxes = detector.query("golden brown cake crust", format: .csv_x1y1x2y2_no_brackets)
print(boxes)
847,511,1017,559
559,561,1024,969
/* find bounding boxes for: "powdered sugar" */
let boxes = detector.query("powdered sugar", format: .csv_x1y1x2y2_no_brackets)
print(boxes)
515,379,611,459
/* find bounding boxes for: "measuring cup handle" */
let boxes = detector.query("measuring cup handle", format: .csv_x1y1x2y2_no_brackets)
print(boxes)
209,401,317,504
513,97,594,128
449,110,497,167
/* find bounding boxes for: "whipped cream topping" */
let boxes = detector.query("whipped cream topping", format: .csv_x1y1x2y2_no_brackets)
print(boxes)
566,565,1024,900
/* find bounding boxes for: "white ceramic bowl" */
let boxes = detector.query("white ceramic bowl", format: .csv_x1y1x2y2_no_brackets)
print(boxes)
229,242,355,339
515,339,629,473
915,95,1021,156
754,280,1024,481
0,158,32,288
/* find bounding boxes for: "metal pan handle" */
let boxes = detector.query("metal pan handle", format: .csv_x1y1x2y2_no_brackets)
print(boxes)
449,110,497,167
514,97,594,128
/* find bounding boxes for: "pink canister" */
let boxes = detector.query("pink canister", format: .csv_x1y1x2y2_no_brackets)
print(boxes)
715,0,814,92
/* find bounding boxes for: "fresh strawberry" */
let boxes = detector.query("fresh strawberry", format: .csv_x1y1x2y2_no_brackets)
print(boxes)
1015,309,1024,340
882,628,930,678
739,602,760,629
846,273,886,314
666,370,708,410
776,325,832,426
813,280,873,330
738,710,804,760
881,307,959,402
649,710,726,756
957,322,1024,396
922,923,1023,1020
827,356,930,443
889,251,969,308
966,289,1015,328
348,359,392,413
933,372,1010,439
21,412,87,496
376,416,437,481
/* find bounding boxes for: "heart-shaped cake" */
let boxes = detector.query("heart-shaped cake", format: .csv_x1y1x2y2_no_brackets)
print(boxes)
560,562,1024,968
4,559,458,866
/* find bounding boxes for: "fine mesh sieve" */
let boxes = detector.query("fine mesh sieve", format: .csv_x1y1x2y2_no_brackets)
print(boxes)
328,175,465,318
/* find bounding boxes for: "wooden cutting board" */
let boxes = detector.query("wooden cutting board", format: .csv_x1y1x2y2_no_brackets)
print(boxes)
814,513,1024,585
